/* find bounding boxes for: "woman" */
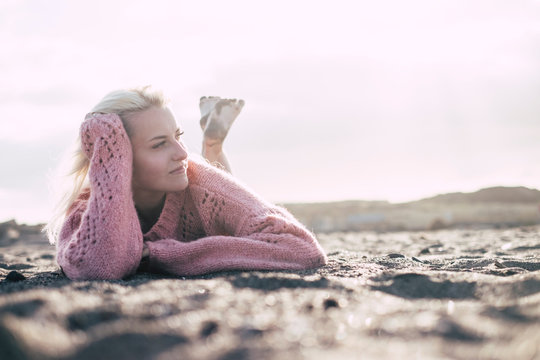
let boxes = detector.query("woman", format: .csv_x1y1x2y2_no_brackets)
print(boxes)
46,86,327,280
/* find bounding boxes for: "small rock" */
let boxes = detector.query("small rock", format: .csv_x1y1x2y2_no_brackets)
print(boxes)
200,321,219,338
412,257,424,263
5,270,26,282
387,253,405,259
323,298,339,310
435,318,482,342
239,326,265,338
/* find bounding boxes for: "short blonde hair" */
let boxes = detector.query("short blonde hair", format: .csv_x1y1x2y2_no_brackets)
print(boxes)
44,86,169,244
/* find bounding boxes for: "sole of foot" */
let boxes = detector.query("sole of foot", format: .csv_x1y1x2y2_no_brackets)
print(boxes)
199,96,222,130
201,98,245,141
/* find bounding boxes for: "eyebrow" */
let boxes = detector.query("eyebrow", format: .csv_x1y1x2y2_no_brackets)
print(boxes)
148,135,166,142
148,128,182,142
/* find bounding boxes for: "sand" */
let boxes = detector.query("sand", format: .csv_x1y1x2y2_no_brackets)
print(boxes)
1,226,539,360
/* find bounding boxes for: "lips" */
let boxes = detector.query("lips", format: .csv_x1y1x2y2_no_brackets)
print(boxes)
170,163,187,174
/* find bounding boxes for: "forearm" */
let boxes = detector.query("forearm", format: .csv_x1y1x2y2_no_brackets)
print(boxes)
146,234,326,276
58,160,142,279
57,115,143,280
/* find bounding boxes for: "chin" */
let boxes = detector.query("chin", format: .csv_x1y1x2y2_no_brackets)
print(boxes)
172,177,189,192
159,173,189,193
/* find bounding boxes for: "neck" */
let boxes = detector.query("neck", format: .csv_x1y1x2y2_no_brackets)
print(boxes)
133,190,166,222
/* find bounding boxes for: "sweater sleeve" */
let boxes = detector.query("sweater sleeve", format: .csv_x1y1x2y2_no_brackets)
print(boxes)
145,161,328,276
56,113,143,280
146,208,327,277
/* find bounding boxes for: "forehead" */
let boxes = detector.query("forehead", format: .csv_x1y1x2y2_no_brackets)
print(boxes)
127,106,177,140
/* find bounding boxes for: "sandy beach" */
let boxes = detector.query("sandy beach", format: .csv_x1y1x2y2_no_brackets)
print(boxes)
1,224,539,359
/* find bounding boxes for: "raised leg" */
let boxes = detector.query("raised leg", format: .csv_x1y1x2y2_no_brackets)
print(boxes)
199,96,245,174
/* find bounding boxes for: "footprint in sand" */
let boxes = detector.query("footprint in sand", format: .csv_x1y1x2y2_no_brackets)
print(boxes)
199,96,245,141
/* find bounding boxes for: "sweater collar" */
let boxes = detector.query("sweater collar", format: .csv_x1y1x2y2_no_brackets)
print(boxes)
143,189,186,241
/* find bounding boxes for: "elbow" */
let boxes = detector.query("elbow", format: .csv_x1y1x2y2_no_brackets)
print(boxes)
56,234,142,281
58,255,135,281
295,241,328,270
318,251,329,266
306,249,328,269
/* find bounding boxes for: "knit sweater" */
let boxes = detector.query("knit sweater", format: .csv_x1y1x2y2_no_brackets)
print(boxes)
56,113,328,280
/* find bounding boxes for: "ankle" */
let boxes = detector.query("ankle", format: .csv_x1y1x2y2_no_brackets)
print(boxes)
202,140,223,158
203,137,223,149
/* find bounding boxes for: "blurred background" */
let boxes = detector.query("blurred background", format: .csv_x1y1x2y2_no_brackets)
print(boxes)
1,0,540,224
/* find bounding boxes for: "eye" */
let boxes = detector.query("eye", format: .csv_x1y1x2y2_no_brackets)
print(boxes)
152,141,166,149
175,130,184,140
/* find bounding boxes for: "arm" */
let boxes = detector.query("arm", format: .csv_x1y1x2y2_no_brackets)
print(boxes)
56,113,143,280
146,210,327,276
144,165,327,276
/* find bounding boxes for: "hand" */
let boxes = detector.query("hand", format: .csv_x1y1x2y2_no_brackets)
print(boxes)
142,242,150,258
80,113,129,159
138,242,151,272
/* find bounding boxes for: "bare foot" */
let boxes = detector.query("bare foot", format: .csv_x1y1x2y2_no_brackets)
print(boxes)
199,96,221,131
201,98,245,143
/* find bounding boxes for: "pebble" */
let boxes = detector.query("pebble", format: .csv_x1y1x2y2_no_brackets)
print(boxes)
323,298,339,310
200,321,219,338
5,270,26,282
387,253,406,259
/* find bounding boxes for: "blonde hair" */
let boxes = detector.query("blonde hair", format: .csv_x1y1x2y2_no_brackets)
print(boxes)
44,85,169,244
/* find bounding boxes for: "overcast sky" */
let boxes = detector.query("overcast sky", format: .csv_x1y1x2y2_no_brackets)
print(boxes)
1,0,540,224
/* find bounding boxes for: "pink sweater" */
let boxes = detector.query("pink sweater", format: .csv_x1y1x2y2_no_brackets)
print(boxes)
56,114,327,280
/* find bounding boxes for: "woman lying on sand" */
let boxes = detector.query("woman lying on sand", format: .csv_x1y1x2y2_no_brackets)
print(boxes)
45,86,327,280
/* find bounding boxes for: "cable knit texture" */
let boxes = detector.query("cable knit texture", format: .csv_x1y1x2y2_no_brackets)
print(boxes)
57,113,328,280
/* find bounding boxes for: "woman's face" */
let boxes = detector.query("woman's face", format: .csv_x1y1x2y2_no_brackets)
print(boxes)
127,106,189,200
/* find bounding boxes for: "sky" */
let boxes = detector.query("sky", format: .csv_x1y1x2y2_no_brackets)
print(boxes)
1,0,540,224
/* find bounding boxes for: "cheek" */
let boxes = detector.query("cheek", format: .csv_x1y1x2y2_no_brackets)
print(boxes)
132,153,168,182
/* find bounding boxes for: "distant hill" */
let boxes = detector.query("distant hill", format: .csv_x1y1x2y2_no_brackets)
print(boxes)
283,186,540,209
282,186,540,232
413,186,540,204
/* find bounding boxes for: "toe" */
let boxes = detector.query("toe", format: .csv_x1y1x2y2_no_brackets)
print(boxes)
214,101,224,113
200,114,209,130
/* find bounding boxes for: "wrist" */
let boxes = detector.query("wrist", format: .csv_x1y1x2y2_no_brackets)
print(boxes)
138,243,151,272
142,242,150,258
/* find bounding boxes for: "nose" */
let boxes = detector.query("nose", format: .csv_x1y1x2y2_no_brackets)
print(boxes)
172,139,188,161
